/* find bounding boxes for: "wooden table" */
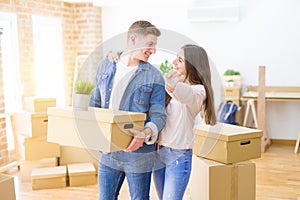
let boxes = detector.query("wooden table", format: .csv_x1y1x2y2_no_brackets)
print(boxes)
241,86,300,153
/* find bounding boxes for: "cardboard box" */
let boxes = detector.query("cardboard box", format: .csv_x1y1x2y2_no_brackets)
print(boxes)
67,163,96,186
31,166,67,190
17,135,26,160
225,87,241,98
24,136,60,160
19,158,58,182
24,97,56,112
224,87,241,106
60,146,100,171
0,174,16,200
47,107,146,152
12,112,48,137
190,155,255,200
193,123,262,164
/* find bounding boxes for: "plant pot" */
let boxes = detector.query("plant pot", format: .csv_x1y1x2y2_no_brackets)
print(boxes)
72,93,91,111
225,81,234,87
222,75,242,88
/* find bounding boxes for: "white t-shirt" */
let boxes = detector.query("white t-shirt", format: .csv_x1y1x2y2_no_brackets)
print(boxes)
109,61,159,144
158,82,206,149
109,62,138,110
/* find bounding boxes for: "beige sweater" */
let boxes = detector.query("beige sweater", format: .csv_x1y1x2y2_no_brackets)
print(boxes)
158,82,206,149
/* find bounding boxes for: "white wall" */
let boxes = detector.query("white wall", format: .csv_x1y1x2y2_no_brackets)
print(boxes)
101,0,300,140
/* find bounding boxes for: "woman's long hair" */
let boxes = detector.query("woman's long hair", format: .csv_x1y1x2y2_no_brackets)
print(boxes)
166,44,217,125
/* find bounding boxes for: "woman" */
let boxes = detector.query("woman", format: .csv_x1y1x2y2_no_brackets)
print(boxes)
153,44,217,200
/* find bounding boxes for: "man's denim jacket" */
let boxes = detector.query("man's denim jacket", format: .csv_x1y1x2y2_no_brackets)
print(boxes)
89,57,167,142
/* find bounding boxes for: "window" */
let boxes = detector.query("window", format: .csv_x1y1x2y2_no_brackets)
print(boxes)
32,15,65,106
0,12,21,151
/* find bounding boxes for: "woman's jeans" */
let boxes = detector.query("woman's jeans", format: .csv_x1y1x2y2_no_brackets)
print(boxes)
153,146,192,200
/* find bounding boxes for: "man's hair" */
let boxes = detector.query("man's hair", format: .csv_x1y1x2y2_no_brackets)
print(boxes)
127,20,161,39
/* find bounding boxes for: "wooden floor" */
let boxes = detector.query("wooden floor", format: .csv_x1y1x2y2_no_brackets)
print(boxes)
4,143,300,200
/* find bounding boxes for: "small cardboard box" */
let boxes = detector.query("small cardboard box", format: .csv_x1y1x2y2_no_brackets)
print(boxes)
31,166,67,190
47,107,146,152
12,112,48,137
190,155,255,200
225,87,241,98
193,123,262,164
19,158,58,182
60,146,100,172
224,87,241,106
67,163,96,186
24,97,56,113
24,136,60,161
0,174,16,200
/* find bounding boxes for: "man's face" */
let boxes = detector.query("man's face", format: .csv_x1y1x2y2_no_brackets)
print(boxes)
130,34,157,62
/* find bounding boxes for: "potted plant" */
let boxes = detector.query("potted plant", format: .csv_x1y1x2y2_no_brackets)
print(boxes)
223,69,242,88
73,80,94,110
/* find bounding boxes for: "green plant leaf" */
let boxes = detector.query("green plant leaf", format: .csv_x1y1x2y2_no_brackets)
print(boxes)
75,80,94,94
160,60,173,74
224,69,240,76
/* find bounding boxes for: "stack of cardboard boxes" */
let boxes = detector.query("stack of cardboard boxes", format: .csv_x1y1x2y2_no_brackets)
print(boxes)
13,98,99,189
222,75,244,125
222,75,242,106
191,123,263,200
31,162,97,190
12,97,59,182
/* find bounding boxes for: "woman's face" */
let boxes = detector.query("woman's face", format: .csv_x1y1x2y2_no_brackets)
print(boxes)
172,49,186,76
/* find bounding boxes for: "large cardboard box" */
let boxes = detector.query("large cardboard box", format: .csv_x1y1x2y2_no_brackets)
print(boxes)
19,158,58,182
31,166,67,190
67,163,97,186
193,123,262,164
0,174,16,200
47,107,146,152
24,136,60,160
190,155,255,200
12,112,48,137
60,146,100,171
24,97,56,112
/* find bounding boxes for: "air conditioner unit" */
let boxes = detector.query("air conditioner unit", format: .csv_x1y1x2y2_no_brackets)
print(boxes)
187,0,239,22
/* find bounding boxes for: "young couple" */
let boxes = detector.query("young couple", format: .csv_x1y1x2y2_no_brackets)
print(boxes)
89,20,216,200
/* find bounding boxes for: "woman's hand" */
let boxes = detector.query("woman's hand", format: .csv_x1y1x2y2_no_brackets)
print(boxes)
164,70,185,92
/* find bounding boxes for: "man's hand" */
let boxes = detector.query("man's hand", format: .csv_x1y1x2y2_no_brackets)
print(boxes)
164,70,185,91
107,51,122,63
124,129,149,152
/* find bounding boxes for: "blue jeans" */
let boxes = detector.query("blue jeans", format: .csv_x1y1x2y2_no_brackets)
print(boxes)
153,147,192,200
98,147,155,200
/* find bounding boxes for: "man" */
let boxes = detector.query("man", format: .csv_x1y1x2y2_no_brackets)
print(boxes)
89,20,166,200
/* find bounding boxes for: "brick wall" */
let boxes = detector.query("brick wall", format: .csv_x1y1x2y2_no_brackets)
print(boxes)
0,0,102,165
